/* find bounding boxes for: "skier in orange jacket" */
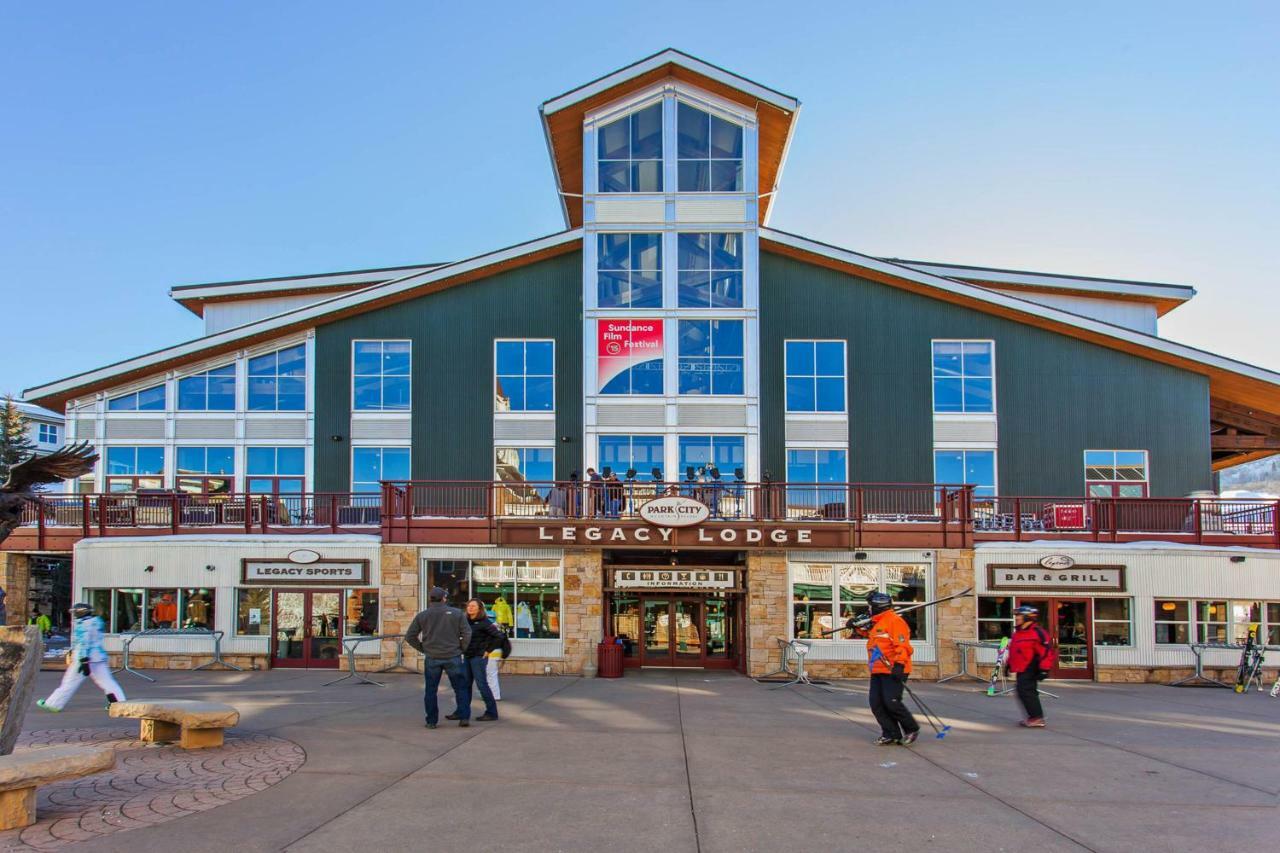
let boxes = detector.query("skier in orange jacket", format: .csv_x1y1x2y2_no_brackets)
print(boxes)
849,591,920,745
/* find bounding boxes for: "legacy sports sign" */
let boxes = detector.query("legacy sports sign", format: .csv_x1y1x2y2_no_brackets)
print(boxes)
497,521,849,548
987,564,1126,592
241,558,370,585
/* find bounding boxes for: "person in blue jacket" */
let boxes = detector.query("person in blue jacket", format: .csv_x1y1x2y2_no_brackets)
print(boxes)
37,602,126,712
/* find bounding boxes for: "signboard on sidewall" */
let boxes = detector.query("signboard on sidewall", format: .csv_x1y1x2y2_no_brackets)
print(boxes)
987,564,1126,593
241,559,370,586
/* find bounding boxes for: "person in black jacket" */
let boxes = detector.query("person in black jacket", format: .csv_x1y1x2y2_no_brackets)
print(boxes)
462,599,506,721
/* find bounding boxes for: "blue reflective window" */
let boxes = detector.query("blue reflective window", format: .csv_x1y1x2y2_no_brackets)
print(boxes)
598,435,664,481
677,233,744,308
597,102,663,193
352,447,410,492
932,341,994,413
598,233,662,308
677,102,744,192
679,320,743,396
495,340,555,412
352,341,411,411
108,384,166,412
495,447,554,495
934,450,995,497
106,446,165,476
785,340,846,412
247,447,304,477
176,446,234,475
786,449,847,511
177,363,236,411
678,436,745,479
248,345,306,411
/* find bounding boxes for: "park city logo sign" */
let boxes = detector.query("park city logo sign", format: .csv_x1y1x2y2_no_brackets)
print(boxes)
638,496,710,528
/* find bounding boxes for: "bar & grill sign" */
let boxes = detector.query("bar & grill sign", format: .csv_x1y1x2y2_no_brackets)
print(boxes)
988,564,1126,592
242,557,370,585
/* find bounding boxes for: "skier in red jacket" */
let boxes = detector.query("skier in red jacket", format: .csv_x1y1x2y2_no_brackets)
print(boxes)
1006,605,1053,728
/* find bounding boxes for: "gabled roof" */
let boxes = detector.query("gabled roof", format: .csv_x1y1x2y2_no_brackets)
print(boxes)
761,228,1280,417
26,230,582,409
539,48,801,228
170,262,446,317
885,258,1196,316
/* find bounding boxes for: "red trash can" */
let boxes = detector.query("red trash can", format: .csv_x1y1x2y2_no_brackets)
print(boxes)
597,636,624,678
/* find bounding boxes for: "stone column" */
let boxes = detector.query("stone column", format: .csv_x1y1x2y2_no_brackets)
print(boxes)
378,545,420,670
1,553,31,627
934,549,977,678
561,549,603,675
746,551,789,677
1,626,44,755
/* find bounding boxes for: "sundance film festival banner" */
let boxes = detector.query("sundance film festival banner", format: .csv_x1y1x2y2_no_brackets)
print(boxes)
597,319,663,393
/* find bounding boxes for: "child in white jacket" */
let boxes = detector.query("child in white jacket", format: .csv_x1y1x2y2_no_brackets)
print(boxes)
38,602,126,712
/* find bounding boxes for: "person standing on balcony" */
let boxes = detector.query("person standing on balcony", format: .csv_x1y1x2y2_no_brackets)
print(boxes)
848,591,920,746
586,468,603,517
37,602,125,712
1007,605,1054,728
405,587,472,729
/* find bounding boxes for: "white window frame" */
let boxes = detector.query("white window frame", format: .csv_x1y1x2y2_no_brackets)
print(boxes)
784,446,849,483
1084,449,1150,497
107,384,166,412
176,363,237,412
494,338,556,414
784,339,847,414
675,231,746,309
595,98,665,194
933,448,998,498
788,562,933,643
351,339,413,412
37,423,59,444
930,339,996,415
246,343,308,412
676,317,746,397
1091,597,1134,648
674,99,747,194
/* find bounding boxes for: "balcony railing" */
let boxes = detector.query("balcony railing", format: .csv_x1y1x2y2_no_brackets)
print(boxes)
8,483,1280,550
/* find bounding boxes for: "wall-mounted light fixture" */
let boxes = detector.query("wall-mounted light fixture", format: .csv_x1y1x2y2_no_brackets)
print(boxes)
330,434,344,442
143,565,154,573
205,564,216,572
854,552,868,560
1230,555,1247,563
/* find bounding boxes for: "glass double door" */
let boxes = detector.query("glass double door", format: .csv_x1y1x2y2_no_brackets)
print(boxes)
272,589,343,669
1017,597,1093,679
640,596,734,668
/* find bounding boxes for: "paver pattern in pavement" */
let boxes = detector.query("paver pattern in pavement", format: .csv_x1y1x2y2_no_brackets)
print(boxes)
8,668,1280,852
0,726,304,852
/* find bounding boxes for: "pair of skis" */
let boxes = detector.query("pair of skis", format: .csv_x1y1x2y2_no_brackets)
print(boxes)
986,637,1011,696
1235,624,1266,694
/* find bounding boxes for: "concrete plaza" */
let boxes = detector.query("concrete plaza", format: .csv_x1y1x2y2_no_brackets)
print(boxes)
8,667,1279,852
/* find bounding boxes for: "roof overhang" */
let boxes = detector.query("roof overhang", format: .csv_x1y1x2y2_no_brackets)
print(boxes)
170,264,444,317
762,228,1280,466
887,259,1196,317
539,49,800,228
27,231,582,410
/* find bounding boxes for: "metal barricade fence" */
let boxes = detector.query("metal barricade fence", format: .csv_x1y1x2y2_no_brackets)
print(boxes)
113,628,244,681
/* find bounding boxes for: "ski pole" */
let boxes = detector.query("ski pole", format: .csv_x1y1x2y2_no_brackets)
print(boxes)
903,683,952,739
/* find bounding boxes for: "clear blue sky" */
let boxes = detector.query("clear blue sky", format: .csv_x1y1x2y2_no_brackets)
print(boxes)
3,1,1278,399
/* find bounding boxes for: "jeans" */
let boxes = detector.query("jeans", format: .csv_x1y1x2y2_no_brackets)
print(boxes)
423,655,470,724
1015,670,1044,719
868,673,919,740
465,655,499,718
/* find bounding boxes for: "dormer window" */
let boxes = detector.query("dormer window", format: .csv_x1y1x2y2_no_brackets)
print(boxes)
597,102,663,193
677,102,743,192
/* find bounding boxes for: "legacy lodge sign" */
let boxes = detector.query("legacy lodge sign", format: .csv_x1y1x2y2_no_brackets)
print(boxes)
497,521,848,549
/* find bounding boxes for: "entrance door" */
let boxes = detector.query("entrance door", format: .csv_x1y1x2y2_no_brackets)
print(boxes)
1018,597,1093,679
636,596,736,668
272,590,343,669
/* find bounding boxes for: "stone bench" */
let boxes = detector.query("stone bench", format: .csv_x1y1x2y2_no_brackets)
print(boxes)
0,745,116,830
109,699,240,749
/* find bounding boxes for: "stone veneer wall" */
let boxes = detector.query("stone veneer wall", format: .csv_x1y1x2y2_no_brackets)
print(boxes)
1,553,30,627
746,551,789,677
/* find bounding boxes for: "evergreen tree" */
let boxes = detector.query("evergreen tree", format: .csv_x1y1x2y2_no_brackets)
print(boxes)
0,396,37,484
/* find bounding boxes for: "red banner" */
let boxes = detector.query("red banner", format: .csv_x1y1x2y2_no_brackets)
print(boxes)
597,319,663,393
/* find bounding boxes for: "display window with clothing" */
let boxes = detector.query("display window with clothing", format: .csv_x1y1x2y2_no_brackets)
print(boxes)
425,559,562,640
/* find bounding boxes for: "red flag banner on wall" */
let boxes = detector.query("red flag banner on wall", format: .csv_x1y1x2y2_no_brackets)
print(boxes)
597,319,663,393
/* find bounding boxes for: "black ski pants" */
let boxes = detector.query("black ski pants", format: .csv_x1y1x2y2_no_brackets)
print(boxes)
869,673,919,739
1015,670,1044,719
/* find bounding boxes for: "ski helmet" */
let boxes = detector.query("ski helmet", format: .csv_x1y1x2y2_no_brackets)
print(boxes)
70,602,94,620
866,591,894,614
1014,605,1039,619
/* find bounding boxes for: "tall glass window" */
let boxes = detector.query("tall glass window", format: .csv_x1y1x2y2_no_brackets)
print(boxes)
1085,450,1149,497
175,446,235,495
791,563,931,642
470,560,562,639
932,341,994,413
597,102,663,193
598,233,662,308
678,319,744,395
177,364,236,411
105,446,165,492
677,233,743,308
785,341,846,413
677,436,745,479
351,447,410,492
599,319,664,396
107,385,165,412
934,450,996,497
495,447,554,486
786,448,846,483
247,344,306,411
246,447,305,495
598,435,664,481
495,340,554,412
677,102,744,192
353,340,411,411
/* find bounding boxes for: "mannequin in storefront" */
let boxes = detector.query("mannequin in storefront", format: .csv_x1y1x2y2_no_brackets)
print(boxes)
151,593,177,629
1007,605,1055,728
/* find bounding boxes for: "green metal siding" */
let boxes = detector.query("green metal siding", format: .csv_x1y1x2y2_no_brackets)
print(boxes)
314,251,583,491
760,252,1212,497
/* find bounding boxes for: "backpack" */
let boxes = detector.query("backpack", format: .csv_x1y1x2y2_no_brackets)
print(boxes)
496,626,513,659
1033,626,1058,671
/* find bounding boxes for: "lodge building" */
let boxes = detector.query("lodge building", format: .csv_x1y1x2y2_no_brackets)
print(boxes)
5,50,1280,683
